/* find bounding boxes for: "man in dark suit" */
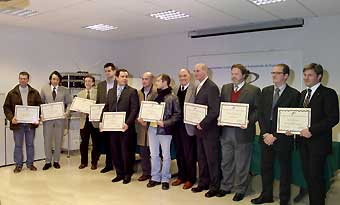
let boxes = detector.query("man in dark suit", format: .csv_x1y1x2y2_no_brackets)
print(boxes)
219,64,261,202
102,68,140,184
96,63,116,173
191,63,220,198
297,63,339,205
251,64,300,205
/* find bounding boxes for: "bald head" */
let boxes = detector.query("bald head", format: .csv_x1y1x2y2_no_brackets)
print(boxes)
141,71,154,88
194,63,208,82
178,68,191,86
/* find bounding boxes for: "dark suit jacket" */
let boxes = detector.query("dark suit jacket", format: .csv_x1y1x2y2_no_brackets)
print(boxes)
297,84,339,154
102,84,140,130
259,84,300,149
221,83,261,144
96,80,116,104
194,78,220,137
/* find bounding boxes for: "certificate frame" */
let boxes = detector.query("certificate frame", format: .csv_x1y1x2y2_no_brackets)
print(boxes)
138,101,165,122
15,105,40,124
89,104,105,122
101,112,126,132
183,102,208,126
218,102,249,127
70,97,96,114
277,108,311,134
40,102,65,121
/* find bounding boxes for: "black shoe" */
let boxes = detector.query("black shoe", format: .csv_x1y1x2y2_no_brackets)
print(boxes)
13,166,22,173
42,163,52,170
100,167,113,173
205,190,219,198
280,201,289,205
53,162,61,169
251,195,274,204
123,176,131,184
162,182,169,190
111,176,124,183
216,190,231,197
294,188,307,203
147,180,161,188
233,193,245,202
191,186,208,193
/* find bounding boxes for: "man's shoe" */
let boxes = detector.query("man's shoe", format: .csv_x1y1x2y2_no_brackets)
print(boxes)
53,162,61,169
183,181,194,190
233,193,245,202
100,167,113,173
191,186,208,193
13,166,22,173
171,178,184,186
205,190,219,198
216,190,231,197
91,164,97,170
162,182,170,190
138,175,151,181
42,163,52,170
78,164,87,169
111,176,124,183
251,195,274,204
27,165,37,171
147,180,161,188
123,176,131,184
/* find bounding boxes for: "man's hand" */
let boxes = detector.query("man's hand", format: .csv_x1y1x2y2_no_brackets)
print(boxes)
99,123,103,132
285,131,294,136
197,124,203,130
137,118,147,126
240,120,249,129
122,123,129,132
300,128,312,138
11,117,18,125
157,121,164,128
263,134,277,146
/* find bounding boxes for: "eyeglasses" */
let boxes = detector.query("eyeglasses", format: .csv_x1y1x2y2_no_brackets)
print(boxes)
271,72,284,75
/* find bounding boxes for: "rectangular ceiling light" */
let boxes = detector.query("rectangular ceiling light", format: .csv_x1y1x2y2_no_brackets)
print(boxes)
84,24,118,32
248,0,286,6
150,10,190,21
0,8,38,17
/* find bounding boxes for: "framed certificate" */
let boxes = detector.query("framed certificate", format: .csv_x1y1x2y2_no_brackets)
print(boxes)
277,108,311,134
40,102,65,121
101,112,126,132
139,101,165,122
70,97,96,114
15,105,40,124
184,102,208,126
218,102,249,127
89,104,105,122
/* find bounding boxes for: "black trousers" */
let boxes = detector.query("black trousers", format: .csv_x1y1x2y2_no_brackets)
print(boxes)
98,131,113,168
80,118,100,165
299,142,328,205
196,129,220,191
260,142,292,203
110,130,135,177
173,123,197,183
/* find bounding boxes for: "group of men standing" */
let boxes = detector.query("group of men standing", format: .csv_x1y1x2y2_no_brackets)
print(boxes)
3,61,339,205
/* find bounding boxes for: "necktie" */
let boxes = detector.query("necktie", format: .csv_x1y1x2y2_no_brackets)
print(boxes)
181,86,184,91
52,87,56,101
303,89,312,108
271,88,280,119
234,84,239,92
87,90,90,99
117,86,123,101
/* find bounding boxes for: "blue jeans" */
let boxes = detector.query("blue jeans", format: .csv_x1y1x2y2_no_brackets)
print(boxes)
148,127,172,183
13,124,36,167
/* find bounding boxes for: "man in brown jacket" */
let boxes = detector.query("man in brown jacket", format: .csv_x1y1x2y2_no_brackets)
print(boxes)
3,71,42,173
136,72,157,181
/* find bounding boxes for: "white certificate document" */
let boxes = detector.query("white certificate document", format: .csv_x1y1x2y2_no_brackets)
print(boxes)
277,108,311,134
41,102,65,121
70,97,96,114
89,104,105,122
218,102,249,127
184,102,208,126
139,101,165,122
15,105,40,124
101,112,126,132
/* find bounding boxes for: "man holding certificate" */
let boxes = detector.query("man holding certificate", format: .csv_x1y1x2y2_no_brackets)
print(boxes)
102,69,139,184
40,70,72,170
145,74,180,190
190,64,221,198
77,75,100,170
297,63,339,205
136,72,157,182
218,64,260,202
3,71,42,173
251,64,300,205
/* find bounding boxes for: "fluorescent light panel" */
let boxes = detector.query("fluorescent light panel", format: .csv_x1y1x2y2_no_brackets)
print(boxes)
249,0,286,6
150,10,190,21
84,24,118,32
0,8,38,17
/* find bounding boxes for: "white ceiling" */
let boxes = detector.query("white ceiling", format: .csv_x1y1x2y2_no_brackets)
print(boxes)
0,0,340,41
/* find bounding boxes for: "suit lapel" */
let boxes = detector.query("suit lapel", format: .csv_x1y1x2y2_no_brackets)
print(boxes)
275,85,290,107
117,86,127,104
237,84,249,103
185,84,194,102
196,79,208,97
309,85,322,106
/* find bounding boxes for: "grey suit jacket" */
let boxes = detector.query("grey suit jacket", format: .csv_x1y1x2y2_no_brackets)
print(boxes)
220,83,261,144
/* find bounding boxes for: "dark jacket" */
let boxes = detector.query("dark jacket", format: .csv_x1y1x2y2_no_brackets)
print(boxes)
3,84,42,130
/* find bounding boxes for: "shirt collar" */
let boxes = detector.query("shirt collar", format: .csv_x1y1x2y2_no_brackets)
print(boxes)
199,77,208,87
51,85,59,90
306,82,321,96
181,83,190,90
234,81,245,90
